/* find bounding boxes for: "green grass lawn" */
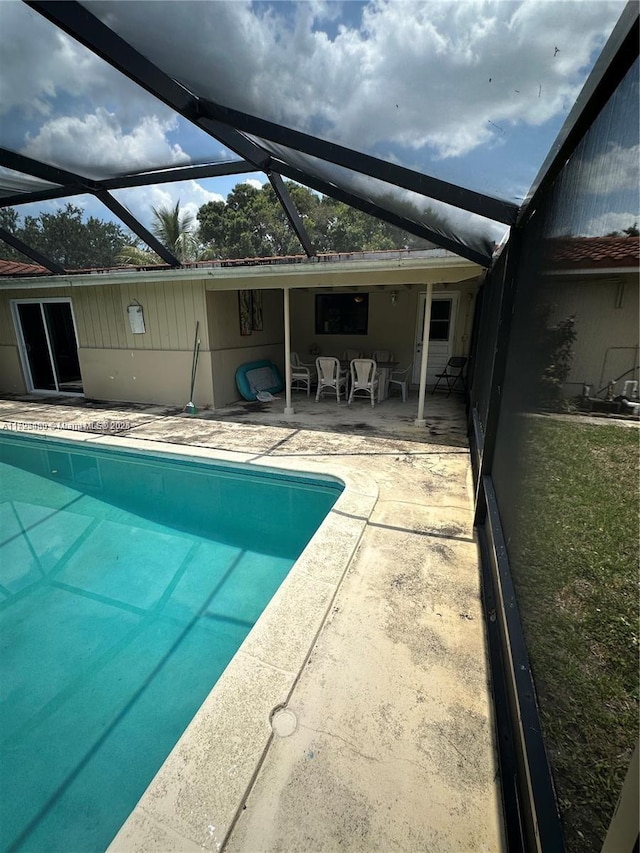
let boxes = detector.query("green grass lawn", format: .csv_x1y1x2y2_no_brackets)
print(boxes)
508,418,639,852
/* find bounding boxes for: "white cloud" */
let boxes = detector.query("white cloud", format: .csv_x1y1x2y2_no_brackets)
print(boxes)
112,180,224,232
22,109,191,179
243,178,267,190
581,143,640,195
86,0,625,159
0,1,171,123
579,211,639,237
0,2,103,117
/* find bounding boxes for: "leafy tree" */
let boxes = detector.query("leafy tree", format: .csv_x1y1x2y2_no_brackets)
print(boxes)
539,314,577,410
2,181,436,269
197,180,433,258
0,203,130,269
525,307,577,412
0,208,27,263
324,202,396,252
197,199,227,254
605,222,639,237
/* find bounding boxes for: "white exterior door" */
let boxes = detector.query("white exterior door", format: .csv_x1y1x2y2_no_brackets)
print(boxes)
412,292,458,385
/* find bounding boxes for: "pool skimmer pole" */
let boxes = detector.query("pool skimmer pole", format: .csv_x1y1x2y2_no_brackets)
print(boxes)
184,321,200,415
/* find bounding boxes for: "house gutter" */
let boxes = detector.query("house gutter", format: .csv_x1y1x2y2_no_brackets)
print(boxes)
543,266,637,277
0,254,481,291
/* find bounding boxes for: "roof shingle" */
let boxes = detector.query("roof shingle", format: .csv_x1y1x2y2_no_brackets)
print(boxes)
548,236,639,269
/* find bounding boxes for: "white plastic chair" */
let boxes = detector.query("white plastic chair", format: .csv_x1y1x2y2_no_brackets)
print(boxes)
315,356,348,402
290,352,315,396
348,358,379,407
388,362,413,402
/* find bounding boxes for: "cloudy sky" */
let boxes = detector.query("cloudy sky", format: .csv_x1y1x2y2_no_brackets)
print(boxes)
0,0,632,244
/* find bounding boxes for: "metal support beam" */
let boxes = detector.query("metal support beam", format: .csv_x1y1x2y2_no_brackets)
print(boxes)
197,118,272,170
481,477,565,851
476,523,527,851
283,287,294,415
268,172,315,258
414,282,433,426
0,147,93,191
24,0,507,266
95,192,180,267
472,228,520,523
0,150,181,267
519,5,639,226
26,1,272,173
21,0,508,269
26,1,197,115
0,161,257,210
276,162,493,267
0,147,181,266
0,227,65,274
198,99,519,226
24,2,318,255
101,161,257,189
0,186,85,209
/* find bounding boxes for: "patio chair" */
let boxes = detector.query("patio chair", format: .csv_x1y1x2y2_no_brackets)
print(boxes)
348,358,379,407
388,362,412,402
315,356,348,402
372,350,393,363
342,349,364,362
290,351,315,396
431,356,467,397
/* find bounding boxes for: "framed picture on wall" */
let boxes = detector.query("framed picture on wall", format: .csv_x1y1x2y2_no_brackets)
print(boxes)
239,290,252,335
251,290,263,331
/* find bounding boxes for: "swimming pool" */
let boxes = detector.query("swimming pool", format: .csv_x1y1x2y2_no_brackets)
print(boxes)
0,432,342,852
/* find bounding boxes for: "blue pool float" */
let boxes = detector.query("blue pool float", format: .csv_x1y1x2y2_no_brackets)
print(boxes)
235,359,284,401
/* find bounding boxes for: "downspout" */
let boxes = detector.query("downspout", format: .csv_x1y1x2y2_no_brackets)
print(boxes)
283,286,294,415
414,281,434,426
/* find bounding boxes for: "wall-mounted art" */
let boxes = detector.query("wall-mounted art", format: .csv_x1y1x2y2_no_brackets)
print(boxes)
239,290,252,336
251,289,263,331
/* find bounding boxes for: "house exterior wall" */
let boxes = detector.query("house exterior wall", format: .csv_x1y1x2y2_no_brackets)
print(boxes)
207,289,285,407
0,284,74,395
0,344,29,394
0,255,482,406
0,280,214,406
290,279,478,381
545,273,639,396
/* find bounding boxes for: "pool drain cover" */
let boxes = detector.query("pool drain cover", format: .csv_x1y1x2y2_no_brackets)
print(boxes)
271,708,297,737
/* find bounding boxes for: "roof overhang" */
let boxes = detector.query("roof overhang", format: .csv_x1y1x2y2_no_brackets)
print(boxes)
0,251,481,291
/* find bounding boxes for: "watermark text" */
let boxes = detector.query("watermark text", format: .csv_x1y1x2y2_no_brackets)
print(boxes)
1,420,131,433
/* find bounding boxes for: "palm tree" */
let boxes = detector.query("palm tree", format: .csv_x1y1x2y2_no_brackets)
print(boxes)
118,201,215,267
151,201,199,262
116,243,162,266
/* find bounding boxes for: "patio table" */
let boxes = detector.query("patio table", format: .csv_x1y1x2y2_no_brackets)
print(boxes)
374,361,399,402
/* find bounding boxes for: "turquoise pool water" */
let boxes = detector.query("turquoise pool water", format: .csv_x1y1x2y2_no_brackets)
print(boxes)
0,433,342,852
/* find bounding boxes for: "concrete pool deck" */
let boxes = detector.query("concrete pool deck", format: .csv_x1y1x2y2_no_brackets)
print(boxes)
0,393,504,852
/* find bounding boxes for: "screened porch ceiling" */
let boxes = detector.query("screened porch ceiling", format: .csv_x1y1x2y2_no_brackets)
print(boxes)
0,0,630,275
